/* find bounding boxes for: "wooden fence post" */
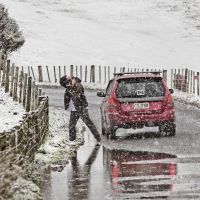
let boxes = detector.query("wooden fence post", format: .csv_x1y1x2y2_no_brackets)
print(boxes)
5,60,10,93
177,69,181,90
21,66,24,73
38,65,43,82
162,69,167,83
193,71,195,94
197,72,200,96
70,65,73,77
9,63,15,97
184,68,188,92
23,73,28,108
90,65,95,83
31,81,35,111
190,70,193,93
19,70,23,103
174,69,177,89
38,88,42,96
35,85,39,108
99,66,101,83
171,69,173,89
54,66,57,83
28,66,31,77
108,66,110,81
80,65,82,80
76,65,78,77
13,66,19,101
181,68,184,92
187,69,190,93
84,65,87,82
46,66,51,82
104,66,107,84
31,66,35,81
1,60,6,87
26,77,32,112
59,66,61,80
0,66,1,83
64,66,66,76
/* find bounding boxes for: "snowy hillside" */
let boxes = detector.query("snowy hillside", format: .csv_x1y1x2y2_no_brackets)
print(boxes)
2,0,200,70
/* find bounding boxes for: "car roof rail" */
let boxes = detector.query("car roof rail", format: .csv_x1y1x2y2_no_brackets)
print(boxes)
113,71,162,77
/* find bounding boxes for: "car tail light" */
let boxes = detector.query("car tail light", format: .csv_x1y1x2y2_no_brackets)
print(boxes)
107,96,118,112
165,95,174,109
169,163,176,176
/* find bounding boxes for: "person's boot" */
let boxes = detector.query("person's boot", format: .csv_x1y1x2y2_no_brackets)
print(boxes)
96,135,101,145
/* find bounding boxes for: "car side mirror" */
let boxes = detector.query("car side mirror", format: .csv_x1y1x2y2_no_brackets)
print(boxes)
169,89,174,94
97,91,106,97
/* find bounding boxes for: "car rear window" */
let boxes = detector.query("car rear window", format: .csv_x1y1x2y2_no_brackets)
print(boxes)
116,77,165,98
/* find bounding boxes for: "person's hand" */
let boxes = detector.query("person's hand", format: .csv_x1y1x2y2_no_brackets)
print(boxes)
66,76,72,87
66,81,71,87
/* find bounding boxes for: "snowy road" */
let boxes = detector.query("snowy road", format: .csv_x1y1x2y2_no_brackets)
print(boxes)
41,86,200,200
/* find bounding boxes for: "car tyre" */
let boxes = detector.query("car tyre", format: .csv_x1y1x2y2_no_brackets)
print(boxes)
159,122,176,137
101,118,106,135
106,127,117,140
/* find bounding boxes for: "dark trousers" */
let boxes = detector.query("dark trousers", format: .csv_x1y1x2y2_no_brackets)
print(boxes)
69,108,101,142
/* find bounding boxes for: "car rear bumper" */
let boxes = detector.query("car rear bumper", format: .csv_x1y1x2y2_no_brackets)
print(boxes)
107,109,175,128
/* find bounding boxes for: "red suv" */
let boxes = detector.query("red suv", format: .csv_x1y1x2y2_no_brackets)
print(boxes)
97,72,176,139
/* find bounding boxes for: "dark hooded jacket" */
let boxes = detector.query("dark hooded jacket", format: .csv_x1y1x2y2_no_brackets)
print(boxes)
60,76,88,111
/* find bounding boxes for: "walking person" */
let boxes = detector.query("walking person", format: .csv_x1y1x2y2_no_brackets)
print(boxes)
60,75,101,144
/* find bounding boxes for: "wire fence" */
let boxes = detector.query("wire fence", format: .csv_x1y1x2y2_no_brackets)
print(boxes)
21,64,200,96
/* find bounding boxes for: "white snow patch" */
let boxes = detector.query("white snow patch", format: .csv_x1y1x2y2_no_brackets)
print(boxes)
0,88,25,132
13,176,41,200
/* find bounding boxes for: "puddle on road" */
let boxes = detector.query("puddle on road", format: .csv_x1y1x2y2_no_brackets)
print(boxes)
40,141,180,200
105,149,177,199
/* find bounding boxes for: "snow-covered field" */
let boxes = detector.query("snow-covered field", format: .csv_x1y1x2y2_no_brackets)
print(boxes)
0,88,25,132
2,0,200,71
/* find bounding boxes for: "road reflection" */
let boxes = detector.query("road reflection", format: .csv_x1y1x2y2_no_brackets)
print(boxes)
68,144,100,200
103,148,177,199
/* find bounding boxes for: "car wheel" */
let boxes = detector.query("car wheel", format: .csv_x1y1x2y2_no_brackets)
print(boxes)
159,122,176,137
106,127,117,140
101,117,106,135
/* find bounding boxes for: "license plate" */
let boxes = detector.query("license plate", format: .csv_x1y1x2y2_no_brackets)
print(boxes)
134,103,149,109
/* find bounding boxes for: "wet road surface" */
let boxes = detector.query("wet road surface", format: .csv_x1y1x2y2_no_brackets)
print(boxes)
41,87,200,200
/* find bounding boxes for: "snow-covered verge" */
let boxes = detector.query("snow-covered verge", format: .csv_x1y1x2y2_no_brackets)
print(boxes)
0,154,42,200
0,88,25,132
2,0,200,71
173,90,200,109
35,106,84,169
